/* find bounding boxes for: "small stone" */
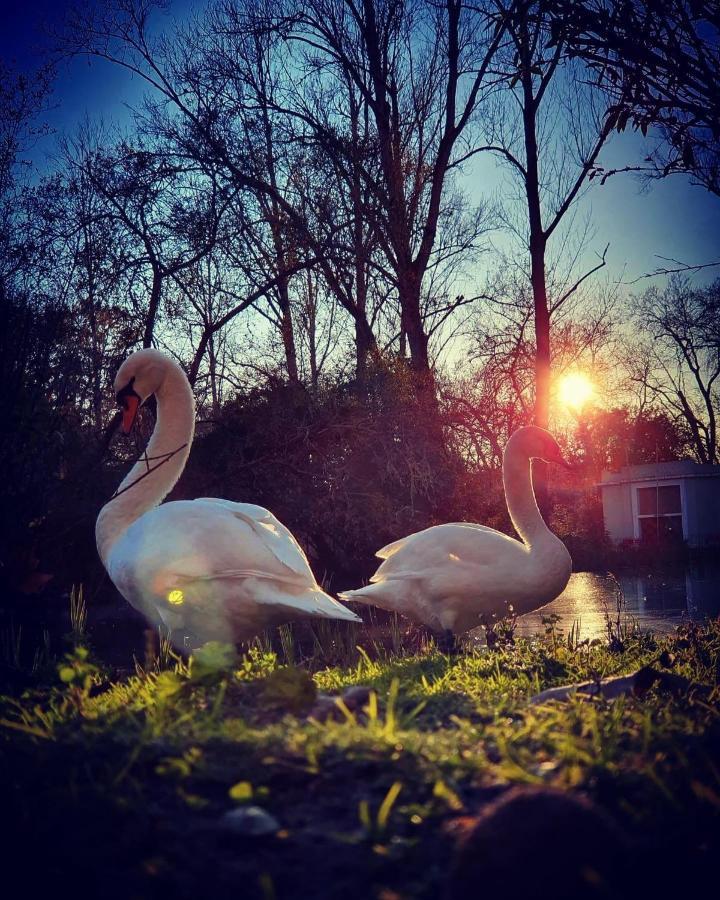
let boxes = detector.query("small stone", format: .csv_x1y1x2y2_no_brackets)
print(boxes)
145,739,175,758
221,805,280,836
341,685,372,709
261,666,317,712
308,695,340,722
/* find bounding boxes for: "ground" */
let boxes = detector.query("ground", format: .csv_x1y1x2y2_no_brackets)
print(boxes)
1,616,719,900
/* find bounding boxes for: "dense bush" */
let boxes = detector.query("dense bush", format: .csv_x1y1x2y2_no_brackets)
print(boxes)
183,361,478,590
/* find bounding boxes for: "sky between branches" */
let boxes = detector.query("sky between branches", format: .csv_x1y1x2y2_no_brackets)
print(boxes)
4,0,719,288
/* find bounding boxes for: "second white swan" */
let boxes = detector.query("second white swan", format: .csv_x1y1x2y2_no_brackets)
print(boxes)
339,426,572,637
96,349,360,649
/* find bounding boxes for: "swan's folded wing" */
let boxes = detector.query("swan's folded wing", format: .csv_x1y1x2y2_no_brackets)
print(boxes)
376,522,498,560
106,500,363,641
442,522,499,534
195,498,314,580
373,523,524,581
376,537,404,560
112,500,315,601
167,569,360,622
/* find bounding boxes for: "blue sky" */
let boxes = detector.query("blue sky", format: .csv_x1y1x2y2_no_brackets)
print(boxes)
4,0,719,286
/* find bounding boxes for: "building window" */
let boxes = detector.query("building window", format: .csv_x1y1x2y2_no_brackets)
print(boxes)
636,485,683,542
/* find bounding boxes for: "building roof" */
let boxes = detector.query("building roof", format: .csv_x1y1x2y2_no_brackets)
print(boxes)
600,460,720,486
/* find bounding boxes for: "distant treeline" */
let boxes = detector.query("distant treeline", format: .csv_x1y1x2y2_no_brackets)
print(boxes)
1,1,718,599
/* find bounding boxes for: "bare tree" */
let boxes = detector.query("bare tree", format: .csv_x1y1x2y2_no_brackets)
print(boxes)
63,1,377,380
547,0,720,196
627,277,720,464
0,61,54,302
64,128,229,349
48,166,136,429
475,1,614,429
454,257,616,471
63,0,509,395
275,0,510,388
289,265,356,387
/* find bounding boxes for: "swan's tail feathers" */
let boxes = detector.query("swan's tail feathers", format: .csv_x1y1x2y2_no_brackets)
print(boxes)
338,581,406,615
257,586,362,623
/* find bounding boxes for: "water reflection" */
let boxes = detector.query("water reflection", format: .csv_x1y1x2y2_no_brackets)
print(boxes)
514,562,720,641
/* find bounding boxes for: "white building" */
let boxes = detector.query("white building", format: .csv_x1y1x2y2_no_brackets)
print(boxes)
599,460,720,547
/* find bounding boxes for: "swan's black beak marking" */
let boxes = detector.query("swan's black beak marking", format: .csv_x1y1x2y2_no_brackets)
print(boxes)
543,446,572,470
116,377,141,434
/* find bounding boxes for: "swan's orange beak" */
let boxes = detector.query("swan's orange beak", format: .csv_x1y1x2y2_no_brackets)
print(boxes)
121,395,140,434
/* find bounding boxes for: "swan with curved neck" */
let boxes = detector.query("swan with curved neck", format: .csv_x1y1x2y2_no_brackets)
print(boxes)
97,349,360,648
339,426,572,636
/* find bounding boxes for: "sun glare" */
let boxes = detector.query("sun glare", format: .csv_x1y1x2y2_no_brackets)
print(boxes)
558,372,594,412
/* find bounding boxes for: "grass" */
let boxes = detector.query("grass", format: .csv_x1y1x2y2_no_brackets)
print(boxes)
69,584,87,645
1,615,719,900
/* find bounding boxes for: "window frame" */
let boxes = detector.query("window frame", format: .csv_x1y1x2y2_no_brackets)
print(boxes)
631,479,687,541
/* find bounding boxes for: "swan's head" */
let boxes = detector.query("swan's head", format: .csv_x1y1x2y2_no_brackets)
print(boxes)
114,349,169,433
507,426,570,468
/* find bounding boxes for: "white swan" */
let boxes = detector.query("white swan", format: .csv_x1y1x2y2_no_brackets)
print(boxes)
339,426,572,637
96,349,360,648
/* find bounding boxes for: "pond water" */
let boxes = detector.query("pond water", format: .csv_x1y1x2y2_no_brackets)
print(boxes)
514,562,720,642
4,562,719,671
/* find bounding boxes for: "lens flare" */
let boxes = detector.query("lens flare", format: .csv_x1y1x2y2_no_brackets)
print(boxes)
558,372,594,412
167,589,185,606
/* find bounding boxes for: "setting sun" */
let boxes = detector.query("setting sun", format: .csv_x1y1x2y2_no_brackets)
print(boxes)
558,372,594,412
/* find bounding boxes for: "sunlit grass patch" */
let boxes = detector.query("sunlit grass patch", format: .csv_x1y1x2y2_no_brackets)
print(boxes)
1,619,718,899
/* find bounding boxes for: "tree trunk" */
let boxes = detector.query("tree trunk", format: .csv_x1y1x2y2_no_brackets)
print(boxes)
352,244,372,380
531,242,551,430
278,278,299,383
80,216,103,432
88,296,103,433
400,269,434,384
521,44,550,509
142,263,162,349
306,271,319,388
678,389,709,464
208,332,220,415
355,317,374,381
521,53,551,430
85,270,103,433
348,85,373,382
399,328,407,359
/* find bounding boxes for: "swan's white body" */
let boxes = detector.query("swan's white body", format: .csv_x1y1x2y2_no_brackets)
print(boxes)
339,427,572,635
96,349,360,648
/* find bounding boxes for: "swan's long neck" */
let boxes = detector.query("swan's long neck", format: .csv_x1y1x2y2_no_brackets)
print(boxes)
502,445,551,548
96,363,195,566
